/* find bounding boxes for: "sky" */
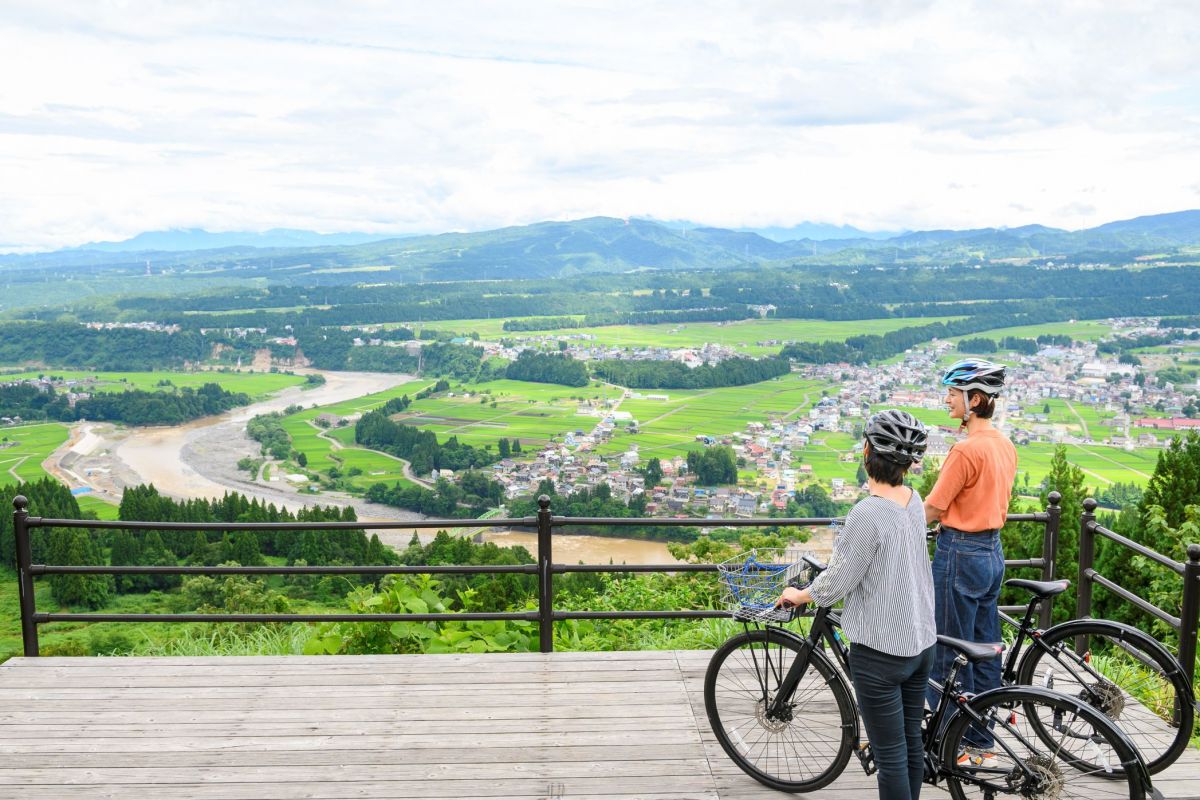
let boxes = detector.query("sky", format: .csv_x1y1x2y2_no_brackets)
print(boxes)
2,1,1199,251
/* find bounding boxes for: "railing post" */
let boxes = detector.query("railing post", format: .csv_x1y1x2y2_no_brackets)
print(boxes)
1039,491,1062,629
1075,497,1098,653
1178,543,1200,714
537,495,554,653
12,495,39,657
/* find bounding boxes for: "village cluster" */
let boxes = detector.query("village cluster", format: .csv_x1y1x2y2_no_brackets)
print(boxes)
472,318,1200,518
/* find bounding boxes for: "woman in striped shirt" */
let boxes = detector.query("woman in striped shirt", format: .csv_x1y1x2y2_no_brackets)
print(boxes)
779,410,936,800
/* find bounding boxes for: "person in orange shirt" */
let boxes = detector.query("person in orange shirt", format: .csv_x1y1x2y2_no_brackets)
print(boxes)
923,359,1017,766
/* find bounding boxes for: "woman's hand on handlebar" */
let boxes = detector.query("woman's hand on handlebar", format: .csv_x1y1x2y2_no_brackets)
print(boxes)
777,585,812,609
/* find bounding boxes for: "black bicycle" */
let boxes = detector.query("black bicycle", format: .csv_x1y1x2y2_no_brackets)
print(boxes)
704,551,1161,799
997,577,1195,775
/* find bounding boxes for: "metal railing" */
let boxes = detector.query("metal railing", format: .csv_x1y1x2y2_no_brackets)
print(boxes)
12,491,1064,656
1077,496,1200,699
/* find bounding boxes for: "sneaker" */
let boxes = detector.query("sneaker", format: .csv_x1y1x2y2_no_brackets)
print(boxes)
956,747,999,769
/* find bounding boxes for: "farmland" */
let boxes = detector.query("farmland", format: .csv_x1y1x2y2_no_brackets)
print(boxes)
0,423,70,486
410,316,965,355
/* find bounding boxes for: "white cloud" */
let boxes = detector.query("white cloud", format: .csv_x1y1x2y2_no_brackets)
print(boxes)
1,1,1199,250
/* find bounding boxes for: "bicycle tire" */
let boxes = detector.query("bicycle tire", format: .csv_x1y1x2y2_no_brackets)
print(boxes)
1016,619,1193,775
940,686,1147,800
703,626,856,792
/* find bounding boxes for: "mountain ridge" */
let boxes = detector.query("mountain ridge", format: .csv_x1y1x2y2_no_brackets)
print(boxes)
3,210,1198,283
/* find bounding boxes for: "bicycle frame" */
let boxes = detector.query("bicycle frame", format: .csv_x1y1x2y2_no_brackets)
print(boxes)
749,604,1157,796
754,606,990,782
998,598,1195,722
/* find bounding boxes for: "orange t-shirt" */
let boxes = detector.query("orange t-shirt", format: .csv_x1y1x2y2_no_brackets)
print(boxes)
926,428,1017,532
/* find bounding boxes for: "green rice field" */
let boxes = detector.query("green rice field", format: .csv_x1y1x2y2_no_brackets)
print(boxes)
410,316,964,355
0,423,70,486
950,320,1115,344
393,379,624,449
590,374,828,461
280,379,431,491
0,369,308,399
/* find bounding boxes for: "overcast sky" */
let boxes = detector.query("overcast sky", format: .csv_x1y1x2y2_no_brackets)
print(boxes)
2,1,1199,251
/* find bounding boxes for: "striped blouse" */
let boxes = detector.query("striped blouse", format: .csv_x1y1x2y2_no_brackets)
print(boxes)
808,490,937,657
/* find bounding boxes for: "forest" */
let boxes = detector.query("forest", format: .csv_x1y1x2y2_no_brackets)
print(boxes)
592,356,790,389
355,408,500,475
503,350,589,386
0,382,250,425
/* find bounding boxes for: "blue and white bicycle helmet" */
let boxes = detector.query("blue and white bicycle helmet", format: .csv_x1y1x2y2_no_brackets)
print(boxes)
941,358,1006,423
941,359,1006,396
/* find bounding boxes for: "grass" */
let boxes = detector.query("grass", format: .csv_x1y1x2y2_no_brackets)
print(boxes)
0,369,307,399
411,316,966,355
280,378,432,491
590,374,828,461
948,320,1115,343
0,422,70,486
74,494,120,520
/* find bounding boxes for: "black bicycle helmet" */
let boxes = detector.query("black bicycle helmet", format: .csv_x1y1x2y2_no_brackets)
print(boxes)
864,409,928,466
941,359,1006,395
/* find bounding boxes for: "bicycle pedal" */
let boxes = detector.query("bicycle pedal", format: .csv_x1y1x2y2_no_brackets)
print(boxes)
855,743,877,776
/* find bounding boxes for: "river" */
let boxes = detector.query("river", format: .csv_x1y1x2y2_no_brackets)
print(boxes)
45,368,682,558
481,531,679,564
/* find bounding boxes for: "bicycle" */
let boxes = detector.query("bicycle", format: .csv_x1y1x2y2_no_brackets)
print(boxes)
997,576,1195,775
703,550,1161,799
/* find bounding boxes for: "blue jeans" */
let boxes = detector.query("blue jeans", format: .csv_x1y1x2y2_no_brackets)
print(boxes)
850,643,936,800
926,527,1004,748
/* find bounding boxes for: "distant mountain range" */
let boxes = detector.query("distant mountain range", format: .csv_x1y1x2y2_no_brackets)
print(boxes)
4,210,1200,283
72,228,407,252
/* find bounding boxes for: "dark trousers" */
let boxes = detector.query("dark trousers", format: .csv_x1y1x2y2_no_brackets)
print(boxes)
926,527,1005,748
849,642,936,800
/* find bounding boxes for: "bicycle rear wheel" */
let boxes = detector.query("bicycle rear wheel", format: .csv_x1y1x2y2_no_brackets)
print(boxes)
704,626,856,792
1016,620,1193,774
940,687,1146,800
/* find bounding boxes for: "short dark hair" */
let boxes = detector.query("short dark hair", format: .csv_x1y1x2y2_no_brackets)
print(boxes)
864,444,908,486
969,389,997,419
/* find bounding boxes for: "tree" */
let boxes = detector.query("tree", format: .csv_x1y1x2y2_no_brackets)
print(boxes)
1032,446,1087,624
498,438,511,458
644,457,663,487
855,463,868,486
52,531,111,609
296,451,308,468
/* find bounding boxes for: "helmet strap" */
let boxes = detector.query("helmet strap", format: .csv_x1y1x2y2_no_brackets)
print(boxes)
961,388,972,426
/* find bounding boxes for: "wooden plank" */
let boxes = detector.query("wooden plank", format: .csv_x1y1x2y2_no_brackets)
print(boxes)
0,759,713,785
0,744,710,769
9,776,722,799
2,650,1196,800
0,728,704,753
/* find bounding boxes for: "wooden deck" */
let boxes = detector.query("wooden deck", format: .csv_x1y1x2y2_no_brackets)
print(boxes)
0,651,1197,799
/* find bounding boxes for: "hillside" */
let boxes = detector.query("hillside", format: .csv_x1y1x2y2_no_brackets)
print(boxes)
3,210,1200,285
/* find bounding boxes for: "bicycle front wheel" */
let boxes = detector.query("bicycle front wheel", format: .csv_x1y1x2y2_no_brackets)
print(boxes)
704,627,856,792
1016,620,1193,774
940,687,1146,800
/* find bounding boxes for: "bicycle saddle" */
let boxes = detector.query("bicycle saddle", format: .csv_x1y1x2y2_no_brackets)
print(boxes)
936,635,1004,662
1005,578,1070,599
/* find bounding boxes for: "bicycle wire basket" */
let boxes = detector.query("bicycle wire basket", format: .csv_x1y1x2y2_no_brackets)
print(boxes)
717,548,815,623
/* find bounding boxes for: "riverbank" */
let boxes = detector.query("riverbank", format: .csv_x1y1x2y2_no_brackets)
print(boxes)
42,370,428,548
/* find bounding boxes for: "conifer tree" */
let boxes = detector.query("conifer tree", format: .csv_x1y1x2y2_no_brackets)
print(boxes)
52,531,111,609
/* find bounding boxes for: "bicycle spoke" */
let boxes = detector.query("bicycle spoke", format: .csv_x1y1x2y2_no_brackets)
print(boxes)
705,628,855,791
944,690,1143,800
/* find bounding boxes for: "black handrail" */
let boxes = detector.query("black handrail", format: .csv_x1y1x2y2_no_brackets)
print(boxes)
10,492,1063,656
1076,496,1200,720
